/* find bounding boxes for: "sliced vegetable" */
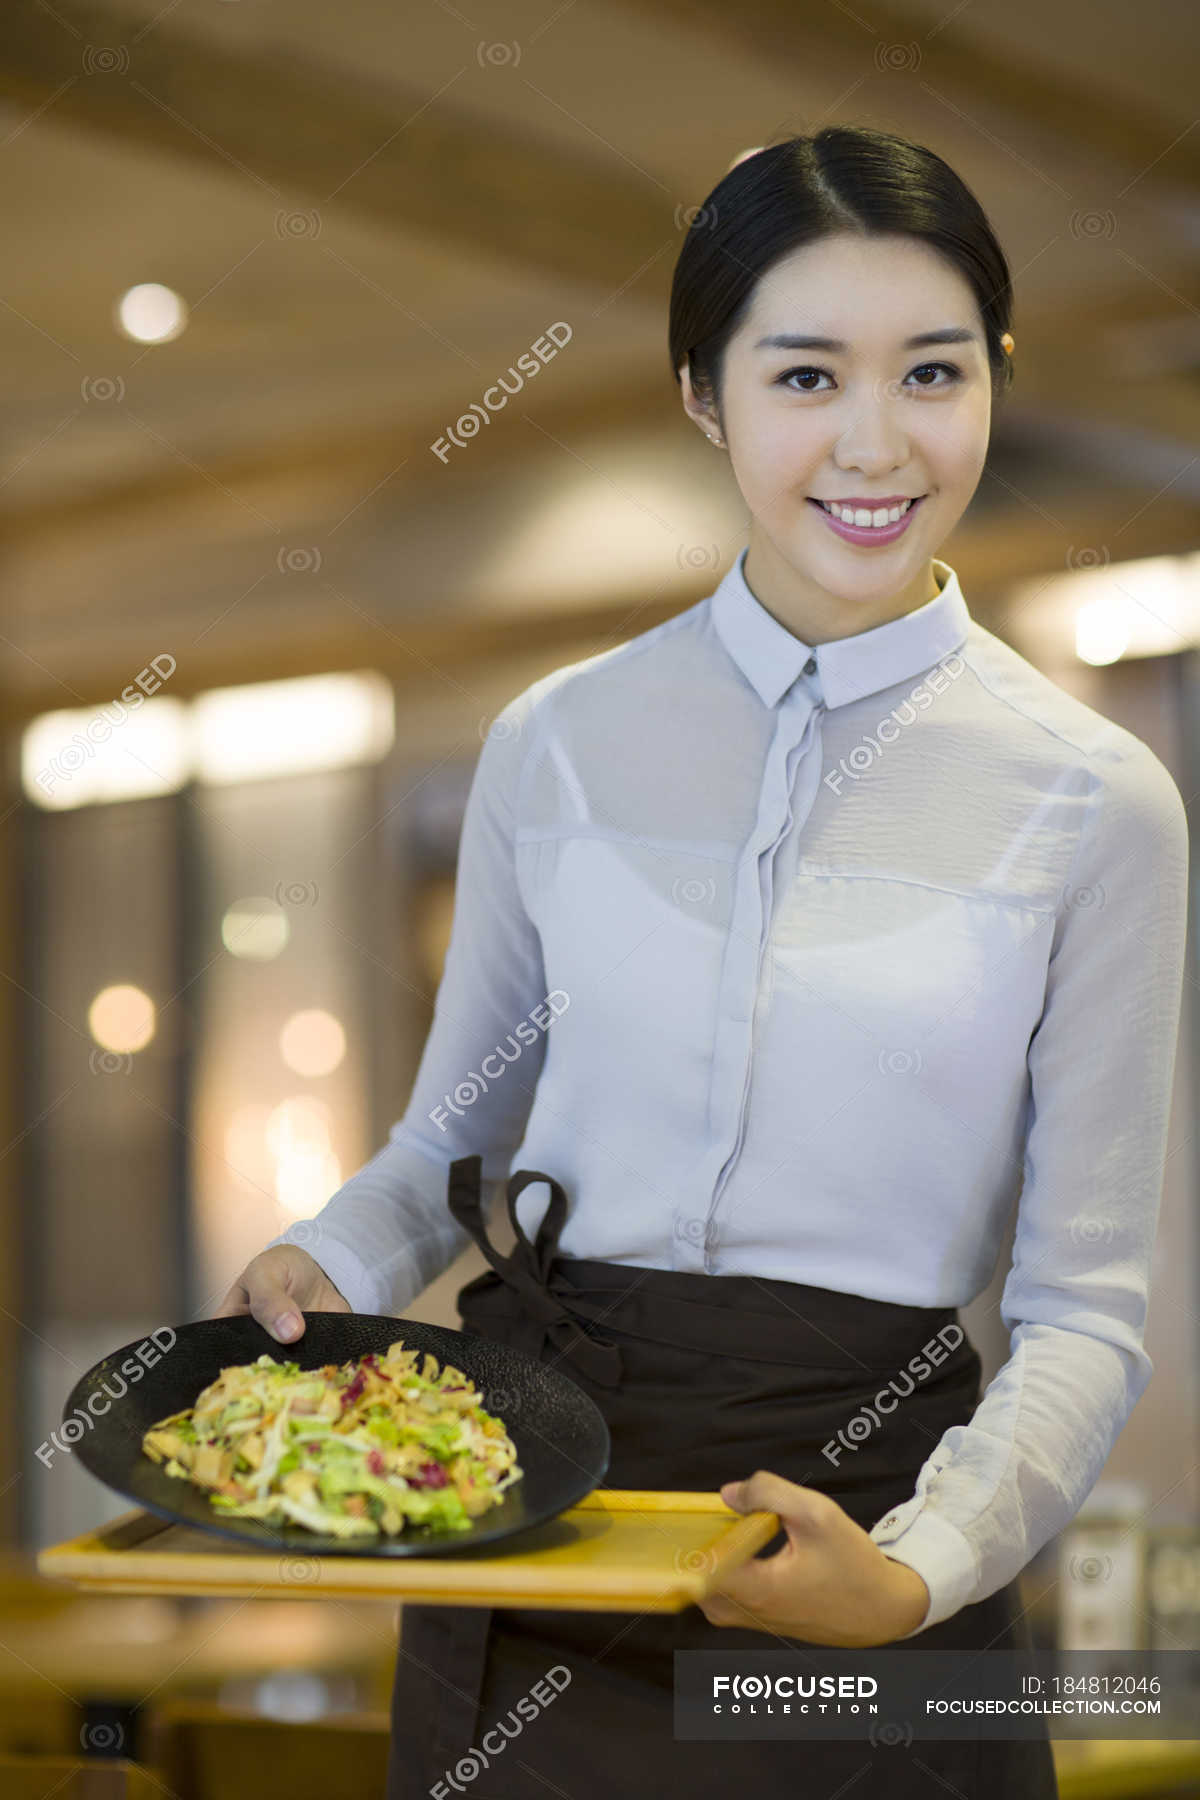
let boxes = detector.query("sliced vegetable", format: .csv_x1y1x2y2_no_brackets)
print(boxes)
141,1339,521,1536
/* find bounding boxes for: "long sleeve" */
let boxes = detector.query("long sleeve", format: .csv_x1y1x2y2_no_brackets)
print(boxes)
869,741,1190,1634
265,679,553,1316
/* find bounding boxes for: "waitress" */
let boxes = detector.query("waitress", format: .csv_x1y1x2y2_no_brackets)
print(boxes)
218,127,1188,1800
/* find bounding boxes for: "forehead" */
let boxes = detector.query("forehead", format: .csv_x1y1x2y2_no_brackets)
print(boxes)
737,233,978,340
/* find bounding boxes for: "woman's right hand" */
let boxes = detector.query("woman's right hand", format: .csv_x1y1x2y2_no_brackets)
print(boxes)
213,1246,351,1343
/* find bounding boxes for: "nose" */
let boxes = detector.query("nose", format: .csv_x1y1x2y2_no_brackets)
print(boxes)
832,385,911,474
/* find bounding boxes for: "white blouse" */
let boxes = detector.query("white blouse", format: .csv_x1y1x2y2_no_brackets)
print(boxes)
270,545,1189,1635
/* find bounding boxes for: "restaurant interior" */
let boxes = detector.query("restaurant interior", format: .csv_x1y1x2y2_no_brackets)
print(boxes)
1,0,1199,1794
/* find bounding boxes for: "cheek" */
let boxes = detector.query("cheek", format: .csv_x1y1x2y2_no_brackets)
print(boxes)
924,399,990,481
729,408,819,503
737,459,810,519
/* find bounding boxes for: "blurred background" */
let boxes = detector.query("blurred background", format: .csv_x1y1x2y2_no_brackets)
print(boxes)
1,0,1199,1794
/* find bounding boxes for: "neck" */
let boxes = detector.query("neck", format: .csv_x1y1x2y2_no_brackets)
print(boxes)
742,530,943,647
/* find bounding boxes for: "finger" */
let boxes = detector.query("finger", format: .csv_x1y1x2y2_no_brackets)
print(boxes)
257,1299,305,1342
698,1592,742,1625
211,1279,250,1319
707,1549,777,1615
728,1470,826,1529
700,1574,776,1631
244,1268,306,1342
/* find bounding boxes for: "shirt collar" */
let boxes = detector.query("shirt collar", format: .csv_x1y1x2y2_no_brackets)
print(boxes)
710,544,971,710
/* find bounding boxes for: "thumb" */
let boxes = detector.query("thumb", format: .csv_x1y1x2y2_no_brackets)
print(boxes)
246,1265,306,1343
720,1469,820,1528
256,1294,304,1343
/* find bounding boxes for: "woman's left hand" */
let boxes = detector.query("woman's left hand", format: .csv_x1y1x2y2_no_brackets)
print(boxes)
697,1470,931,1647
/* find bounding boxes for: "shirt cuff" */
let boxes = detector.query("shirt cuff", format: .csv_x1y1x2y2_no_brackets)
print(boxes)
263,1227,394,1319
869,1501,980,1636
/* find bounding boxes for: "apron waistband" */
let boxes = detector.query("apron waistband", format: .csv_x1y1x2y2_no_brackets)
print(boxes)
447,1157,967,1385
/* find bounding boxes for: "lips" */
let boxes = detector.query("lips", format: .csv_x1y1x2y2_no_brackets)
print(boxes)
806,493,927,544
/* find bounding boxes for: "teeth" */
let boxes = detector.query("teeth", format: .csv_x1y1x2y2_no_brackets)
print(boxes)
820,498,916,527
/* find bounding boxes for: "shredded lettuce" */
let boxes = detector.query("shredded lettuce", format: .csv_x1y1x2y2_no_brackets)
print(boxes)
141,1339,522,1536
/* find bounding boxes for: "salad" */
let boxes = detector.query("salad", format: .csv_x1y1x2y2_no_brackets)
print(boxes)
141,1338,522,1537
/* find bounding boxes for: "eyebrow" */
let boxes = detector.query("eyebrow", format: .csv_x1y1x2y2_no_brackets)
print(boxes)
753,327,979,352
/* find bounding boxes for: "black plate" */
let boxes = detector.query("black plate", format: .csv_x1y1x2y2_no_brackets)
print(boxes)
62,1312,611,1556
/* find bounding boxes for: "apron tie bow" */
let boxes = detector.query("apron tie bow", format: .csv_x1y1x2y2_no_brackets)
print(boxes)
448,1155,623,1387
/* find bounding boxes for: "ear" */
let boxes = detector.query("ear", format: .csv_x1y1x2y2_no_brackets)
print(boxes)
678,358,721,443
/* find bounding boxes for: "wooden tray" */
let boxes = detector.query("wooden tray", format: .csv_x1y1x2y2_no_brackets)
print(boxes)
38,1490,781,1612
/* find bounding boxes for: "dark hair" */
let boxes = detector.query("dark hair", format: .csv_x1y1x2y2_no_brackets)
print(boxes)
669,127,1014,427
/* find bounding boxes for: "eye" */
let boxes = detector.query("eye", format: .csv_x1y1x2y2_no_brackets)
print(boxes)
774,361,964,392
774,366,833,392
908,361,963,387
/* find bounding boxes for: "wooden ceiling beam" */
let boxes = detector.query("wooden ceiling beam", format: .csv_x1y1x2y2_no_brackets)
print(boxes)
628,0,1200,194
3,0,1194,328
1,0,673,293
0,0,1195,540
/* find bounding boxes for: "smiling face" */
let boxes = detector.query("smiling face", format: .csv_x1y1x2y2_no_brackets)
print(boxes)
680,230,993,637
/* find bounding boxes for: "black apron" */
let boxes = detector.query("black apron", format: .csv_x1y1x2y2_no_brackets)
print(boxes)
387,1161,1059,1799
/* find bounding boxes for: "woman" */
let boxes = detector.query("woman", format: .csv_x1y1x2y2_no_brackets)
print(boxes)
217,128,1189,1798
